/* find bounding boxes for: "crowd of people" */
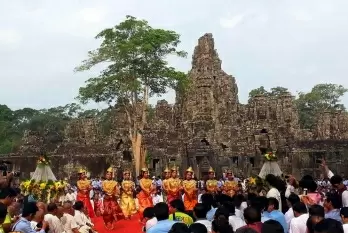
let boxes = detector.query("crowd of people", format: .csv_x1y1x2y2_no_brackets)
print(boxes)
1,158,348,233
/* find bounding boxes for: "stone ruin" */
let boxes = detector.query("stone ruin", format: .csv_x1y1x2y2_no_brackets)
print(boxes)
5,33,348,179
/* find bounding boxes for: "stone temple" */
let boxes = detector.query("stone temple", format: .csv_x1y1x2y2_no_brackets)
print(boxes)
6,34,348,179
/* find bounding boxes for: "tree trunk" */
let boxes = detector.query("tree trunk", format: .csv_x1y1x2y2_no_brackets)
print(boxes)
133,132,143,177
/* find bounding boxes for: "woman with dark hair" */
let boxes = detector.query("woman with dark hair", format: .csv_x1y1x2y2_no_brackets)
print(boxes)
212,207,234,233
137,168,156,220
299,175,321,206
169,222,190,233
265,174,285,212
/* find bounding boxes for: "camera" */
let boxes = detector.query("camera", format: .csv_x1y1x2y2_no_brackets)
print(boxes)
0,160,20,177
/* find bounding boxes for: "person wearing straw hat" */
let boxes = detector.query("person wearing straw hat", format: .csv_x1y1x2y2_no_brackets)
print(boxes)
206,167,219,195
120,169,137,220
137,167,156,220
182,167,198,211
102,167,124,230
167,166,182,204
162,167,170,203
76,168,95,218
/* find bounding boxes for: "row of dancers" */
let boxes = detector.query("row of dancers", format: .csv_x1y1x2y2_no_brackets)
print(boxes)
75,166,239,229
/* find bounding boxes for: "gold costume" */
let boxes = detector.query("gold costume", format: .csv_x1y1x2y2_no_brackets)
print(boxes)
206,179,219,194
223,180,238,197
120,180,137,218
182,177,197,211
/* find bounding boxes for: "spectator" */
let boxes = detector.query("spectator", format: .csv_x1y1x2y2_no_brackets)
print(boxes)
148,202,175,233
289,202,308,233
143,207,157,232
61,201,79,233
212,207,233,233
261,219,284,233
265,197,287,232
307,205,325,233
224,201,246,231
44,203,64,233
324,192,342,222
340,207,348,233
189,222,208,233
249,197,270,223
0,202,8,233
169,222,190,233
238,207,263,233
313,218,343,233
169,199,193,226
0,187,17,232
193,203,211,232
285,193,300,230
201,194,217,221
329,174,348,207
12,202,49,233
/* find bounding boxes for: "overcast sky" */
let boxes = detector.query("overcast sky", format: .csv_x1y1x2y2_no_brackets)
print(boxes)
1,0,348,110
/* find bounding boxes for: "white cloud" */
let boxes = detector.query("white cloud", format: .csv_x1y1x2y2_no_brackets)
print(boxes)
77,7,107,23
219,14,245,29
0,29,21,46
292,10,313,21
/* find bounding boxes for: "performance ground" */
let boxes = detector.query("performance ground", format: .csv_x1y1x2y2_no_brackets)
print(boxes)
93,216,142,233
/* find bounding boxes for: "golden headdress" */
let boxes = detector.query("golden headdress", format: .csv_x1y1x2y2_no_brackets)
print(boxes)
186,167,194,173
208,166,215,173
171,165,177,171
141,167,149,172
106,167,113,173
78,168,86,174
164,167,170,173
226,169,233,175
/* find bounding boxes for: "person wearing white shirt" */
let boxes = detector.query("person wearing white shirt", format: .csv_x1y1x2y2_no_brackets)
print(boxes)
289,202,309,233
73,201,94,233
265,174,283,212
227,203,246,231
44,203,65,233
323,160,348,207
285,194,300,232
193,203,212,233
341,207,348,233
61,202,79,233
65,190,76,204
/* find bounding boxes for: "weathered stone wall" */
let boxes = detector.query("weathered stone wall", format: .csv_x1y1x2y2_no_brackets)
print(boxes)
3,33,348,179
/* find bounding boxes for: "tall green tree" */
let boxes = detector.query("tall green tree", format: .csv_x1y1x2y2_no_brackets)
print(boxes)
296,84,348,129
75,15,188,174
248,86,289,98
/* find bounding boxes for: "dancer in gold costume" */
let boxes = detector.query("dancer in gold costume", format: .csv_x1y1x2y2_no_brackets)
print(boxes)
222,169,238,197
102,167,124,229
167,166,182,204
76,168,95,218
182,167,197,211
137,167,155,219
162,167,170,203
206,167,219,195
120,169,137,219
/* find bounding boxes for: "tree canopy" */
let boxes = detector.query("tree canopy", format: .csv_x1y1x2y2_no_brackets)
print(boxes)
75,15,188,174
248,86,289,98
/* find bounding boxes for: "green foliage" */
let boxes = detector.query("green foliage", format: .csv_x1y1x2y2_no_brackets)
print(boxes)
248,86,289,98
295,84,348,129
75,15,188,112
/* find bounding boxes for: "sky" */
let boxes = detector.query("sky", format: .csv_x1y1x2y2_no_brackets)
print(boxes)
1,0,348,110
